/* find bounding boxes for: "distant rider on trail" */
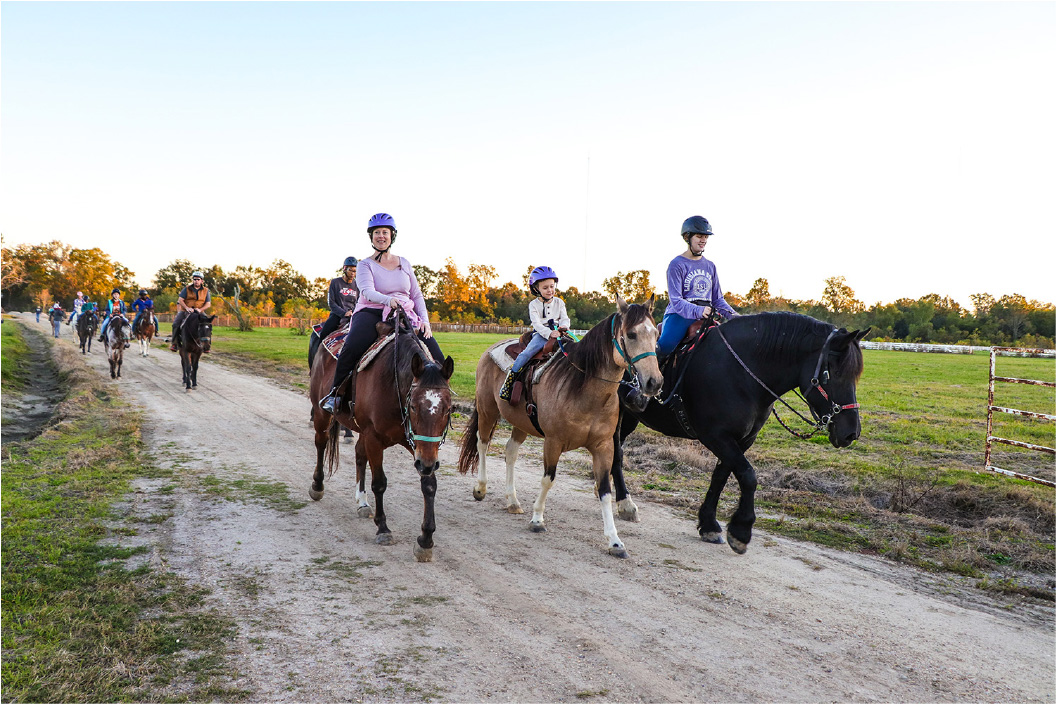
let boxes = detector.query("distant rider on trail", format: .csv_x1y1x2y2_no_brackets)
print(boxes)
98,288,130,348
170,272,211,352
318,256,360,343
131,289,159,335
68,291,85,326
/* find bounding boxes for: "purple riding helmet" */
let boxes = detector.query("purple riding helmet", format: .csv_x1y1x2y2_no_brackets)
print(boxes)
367,213,397,257
528,265,558,296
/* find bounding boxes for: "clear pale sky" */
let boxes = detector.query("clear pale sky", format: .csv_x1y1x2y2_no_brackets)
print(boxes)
3,1,1053,310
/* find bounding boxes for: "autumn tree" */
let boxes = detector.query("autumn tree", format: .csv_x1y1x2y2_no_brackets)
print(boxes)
153,259,200,291
745,278,772,310
2,240,134,309
260,259,310,315
602,270,655,303
821,276,865,317
413,264,439,301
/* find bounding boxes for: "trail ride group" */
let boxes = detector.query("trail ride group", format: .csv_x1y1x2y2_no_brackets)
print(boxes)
37,213,868,561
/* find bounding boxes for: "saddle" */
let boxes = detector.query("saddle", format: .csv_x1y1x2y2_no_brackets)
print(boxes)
315,320,352,361
504,331,557,361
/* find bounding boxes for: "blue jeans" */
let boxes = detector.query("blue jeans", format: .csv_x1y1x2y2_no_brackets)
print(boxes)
657,313,695,356
52,321,61,337
512,333,549,372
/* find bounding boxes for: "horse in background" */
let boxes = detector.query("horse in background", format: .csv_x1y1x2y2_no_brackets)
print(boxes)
102,314,132,378
457,297,663,558
77,309,99,354
310,311,455,562
611,312,868,554
135,310,157,357
177,310,215,390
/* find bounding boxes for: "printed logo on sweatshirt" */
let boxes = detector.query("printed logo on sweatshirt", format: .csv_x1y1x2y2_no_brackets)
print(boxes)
683,271,713,300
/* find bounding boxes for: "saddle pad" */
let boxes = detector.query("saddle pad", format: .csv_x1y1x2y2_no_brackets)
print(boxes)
319,321,352,360
488,339,561,383
356,332,397,373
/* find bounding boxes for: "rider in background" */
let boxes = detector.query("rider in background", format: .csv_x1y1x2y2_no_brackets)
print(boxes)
68,291,85,326
318,256,360,342
499,265,569,401
656,216,739,362
98,288,129,347
320,213,444,414
48,303,65,338
131,289,159,336
169,272,211,352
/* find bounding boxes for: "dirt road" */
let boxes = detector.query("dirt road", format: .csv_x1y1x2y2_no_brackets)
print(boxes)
55,324,1055,702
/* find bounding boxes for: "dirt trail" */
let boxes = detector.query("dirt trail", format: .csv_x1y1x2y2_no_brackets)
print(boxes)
33,317,1055,702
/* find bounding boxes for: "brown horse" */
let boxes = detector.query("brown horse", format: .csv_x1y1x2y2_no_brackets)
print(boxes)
457,297,663,558
134,310,156,356
310,313,455,562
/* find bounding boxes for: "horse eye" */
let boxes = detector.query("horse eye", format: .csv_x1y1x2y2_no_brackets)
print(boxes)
627,332,637,340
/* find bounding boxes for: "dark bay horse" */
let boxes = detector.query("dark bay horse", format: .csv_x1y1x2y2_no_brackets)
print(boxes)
102,314,132,378
134,310,156,357
77,309,99,354
178,311,215,390
310,313,455,562
457,297,663,558
612,311,868,554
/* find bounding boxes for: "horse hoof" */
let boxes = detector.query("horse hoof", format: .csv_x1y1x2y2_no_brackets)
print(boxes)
727,535,748,554
357,506,373,518
375,533,395,546
413,541,433,563
472,487,486,501
608,545,629,558
507,505,523,515
700,531,725,544
617,501,641,523
308,487,324,501
529,521,546,533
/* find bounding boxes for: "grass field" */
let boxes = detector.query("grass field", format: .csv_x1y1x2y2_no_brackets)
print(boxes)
206,325,1054,593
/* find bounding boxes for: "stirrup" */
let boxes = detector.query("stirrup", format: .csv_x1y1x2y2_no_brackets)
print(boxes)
499,368,517,401
320,388,339,414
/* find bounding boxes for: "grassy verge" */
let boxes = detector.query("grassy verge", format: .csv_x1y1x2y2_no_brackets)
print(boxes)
1,325,246,702
1,320,32,392
198,326,1055,597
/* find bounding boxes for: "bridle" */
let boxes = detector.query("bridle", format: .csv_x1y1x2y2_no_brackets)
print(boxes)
554,313,657,393
186,313,212,352
390,309,450,458
715,326,860,439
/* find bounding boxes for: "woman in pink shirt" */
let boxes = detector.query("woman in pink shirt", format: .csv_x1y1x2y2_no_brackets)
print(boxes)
321,213,444,414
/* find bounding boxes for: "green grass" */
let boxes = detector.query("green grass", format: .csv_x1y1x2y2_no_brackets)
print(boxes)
1,329,246,702
1,321,32,392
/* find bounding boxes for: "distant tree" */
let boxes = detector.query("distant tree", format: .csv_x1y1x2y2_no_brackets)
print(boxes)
435,258,471,320
413,264,439,301
745,278,772,309
992,294,1031,342
602,270,655,303
214,283,253,332
1,235,26,294
261,259,310,315
970,292,996,318
2,240,133,309
821,276,865,315
153,259,199,291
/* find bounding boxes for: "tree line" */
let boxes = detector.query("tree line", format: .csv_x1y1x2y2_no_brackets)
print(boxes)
2,239,1052,348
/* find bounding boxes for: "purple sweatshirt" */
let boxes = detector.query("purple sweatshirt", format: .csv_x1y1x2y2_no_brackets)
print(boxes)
665,254,738,320
354,256,428,323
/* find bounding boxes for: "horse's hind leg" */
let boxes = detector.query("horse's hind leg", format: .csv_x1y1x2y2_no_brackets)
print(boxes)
472,403,499,501
354,435,372,517
310,423,328,501
504,427,527,514
698,458,732,544
529,439,562,533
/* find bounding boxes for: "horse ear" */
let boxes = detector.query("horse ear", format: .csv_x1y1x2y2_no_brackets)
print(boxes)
616,295,629,316
645,293,656,313
442,355,455,380
854,327,871,342
207,315,217,322
411,353,425,379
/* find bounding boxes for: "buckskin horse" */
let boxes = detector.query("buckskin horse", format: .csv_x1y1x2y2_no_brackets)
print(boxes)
134,310,156,357
102,314,132,378
177,310,215,390
77,309,99,354
611,311,868,554
311,311,455,562
457,297,663,558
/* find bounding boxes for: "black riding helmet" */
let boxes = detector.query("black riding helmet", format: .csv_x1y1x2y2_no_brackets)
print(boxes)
681,216,714,242
139,289,148,297
342,256,359,267
111,288,121,295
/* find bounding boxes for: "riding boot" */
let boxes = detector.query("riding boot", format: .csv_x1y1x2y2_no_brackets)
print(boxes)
320,387,338,414
169,327,179,352
500,368,520,401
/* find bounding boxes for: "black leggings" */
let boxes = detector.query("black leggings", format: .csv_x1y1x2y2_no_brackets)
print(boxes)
317,313,347,342
331,308,444,388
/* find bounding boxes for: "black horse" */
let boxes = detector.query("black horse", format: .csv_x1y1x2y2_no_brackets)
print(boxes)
177,311,216,390
612,312,868,554
76,310,99,354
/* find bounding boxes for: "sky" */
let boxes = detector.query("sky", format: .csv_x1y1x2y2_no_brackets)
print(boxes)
2,1,1054,310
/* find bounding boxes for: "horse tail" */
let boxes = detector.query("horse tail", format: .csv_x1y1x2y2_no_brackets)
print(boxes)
457,408,480,475
325,413,342,478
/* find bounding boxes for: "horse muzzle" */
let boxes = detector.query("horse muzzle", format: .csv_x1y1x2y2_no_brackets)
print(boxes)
414,457,440,476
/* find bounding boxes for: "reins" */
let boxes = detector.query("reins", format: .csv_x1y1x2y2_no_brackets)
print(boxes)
714,326,860,439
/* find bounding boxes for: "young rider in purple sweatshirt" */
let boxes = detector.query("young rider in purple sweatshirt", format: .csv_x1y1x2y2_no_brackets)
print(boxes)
656,216,739,358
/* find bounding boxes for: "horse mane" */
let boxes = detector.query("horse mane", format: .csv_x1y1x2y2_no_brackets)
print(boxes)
728,311,864,381
393,329,447,388
547,304,652,394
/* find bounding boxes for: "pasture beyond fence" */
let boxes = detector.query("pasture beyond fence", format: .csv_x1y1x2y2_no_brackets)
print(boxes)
985,347,1055,487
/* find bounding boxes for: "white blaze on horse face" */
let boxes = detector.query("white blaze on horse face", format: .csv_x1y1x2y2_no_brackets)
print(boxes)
423,390,443,415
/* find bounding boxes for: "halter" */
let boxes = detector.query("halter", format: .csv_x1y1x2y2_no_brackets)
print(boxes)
390,309,450,457
553,313,655,390
715,325,860,439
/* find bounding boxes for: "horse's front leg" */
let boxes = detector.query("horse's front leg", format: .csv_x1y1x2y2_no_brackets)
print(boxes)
591,439,627,558
191,356,199,388
414,470,437,563
698,457,732,544
364,433,392,545
504,428,527,514
529,439,562,533
612,410,642,522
